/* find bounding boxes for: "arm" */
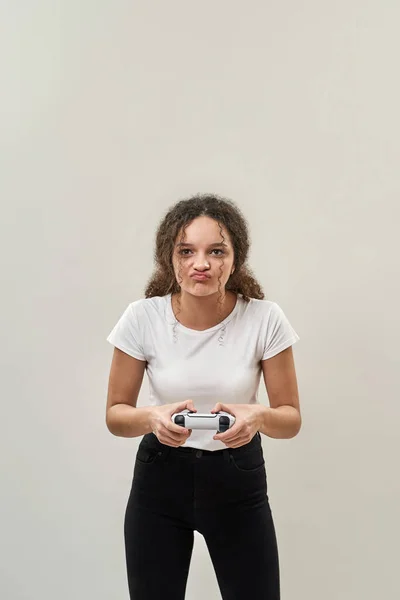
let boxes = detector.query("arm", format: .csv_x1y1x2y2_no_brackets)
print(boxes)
106,347,154,438
105,347,197,445
259,346,301,439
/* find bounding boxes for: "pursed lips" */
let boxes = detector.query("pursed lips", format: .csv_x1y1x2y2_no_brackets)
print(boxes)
191,274,210,280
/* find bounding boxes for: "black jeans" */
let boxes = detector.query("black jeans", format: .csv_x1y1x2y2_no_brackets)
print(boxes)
124,432,280,599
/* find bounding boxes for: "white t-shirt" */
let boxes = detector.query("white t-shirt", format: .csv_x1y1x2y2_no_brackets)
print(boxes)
107,293,300,451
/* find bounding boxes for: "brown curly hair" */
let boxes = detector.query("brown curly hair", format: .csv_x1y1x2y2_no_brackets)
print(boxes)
144,193,265,315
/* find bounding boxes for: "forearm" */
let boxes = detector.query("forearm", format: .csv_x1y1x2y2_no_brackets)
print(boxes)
106,404,154,438
257,405,302,439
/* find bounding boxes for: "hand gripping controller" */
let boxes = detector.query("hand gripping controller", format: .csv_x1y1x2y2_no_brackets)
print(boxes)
171,409,235,433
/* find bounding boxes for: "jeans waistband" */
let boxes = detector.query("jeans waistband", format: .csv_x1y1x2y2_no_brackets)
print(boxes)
144,431,261,458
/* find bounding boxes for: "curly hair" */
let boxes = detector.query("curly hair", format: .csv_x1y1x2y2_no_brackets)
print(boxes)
144,193,265,315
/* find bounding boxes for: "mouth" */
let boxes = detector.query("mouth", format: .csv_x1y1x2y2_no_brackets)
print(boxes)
191,274,210,281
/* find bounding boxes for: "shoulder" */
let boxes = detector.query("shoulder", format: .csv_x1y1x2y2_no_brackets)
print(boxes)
125,295,169,320
240,296,281,320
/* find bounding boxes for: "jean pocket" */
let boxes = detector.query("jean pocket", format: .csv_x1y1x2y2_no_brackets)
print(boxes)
229,447,265,473
135,445,163,465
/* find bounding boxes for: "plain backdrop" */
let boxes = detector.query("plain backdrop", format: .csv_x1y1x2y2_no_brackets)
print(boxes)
1,1,399,599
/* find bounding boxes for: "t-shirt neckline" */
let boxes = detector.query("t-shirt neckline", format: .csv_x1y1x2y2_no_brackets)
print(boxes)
165,292,240,334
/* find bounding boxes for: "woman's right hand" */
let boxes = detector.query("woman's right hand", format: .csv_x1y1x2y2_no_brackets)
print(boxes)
149,400,197,447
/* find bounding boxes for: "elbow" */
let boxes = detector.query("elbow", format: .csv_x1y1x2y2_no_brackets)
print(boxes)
289,411,302,438
278,408,301,439
105,410,120,436
105,414,115,435
105,404,138,438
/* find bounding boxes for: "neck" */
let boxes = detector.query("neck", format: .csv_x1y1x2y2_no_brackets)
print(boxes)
172,290,236,331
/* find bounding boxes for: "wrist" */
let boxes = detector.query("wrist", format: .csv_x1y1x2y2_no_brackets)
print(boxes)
256,404,271,431
147,406,159,431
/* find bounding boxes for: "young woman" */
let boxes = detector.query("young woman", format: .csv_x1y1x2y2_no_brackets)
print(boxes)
106,193,301,599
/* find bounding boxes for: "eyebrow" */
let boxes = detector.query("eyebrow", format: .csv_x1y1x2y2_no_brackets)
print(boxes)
175,242,228,247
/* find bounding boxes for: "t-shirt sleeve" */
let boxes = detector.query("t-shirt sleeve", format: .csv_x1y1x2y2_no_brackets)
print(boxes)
106,301,146,361
262,302,300,360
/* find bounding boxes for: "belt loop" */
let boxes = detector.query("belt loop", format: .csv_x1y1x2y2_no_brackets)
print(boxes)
223,449,230,462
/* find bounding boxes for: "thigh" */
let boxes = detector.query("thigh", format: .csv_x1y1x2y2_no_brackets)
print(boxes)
124,440,195,600
124,495,194,600
197,441,280,599
204,496,280,600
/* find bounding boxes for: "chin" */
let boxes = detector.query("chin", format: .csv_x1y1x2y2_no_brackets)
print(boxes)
186,283,225,297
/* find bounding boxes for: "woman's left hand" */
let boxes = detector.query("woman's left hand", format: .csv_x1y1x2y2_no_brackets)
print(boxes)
211,402,264,448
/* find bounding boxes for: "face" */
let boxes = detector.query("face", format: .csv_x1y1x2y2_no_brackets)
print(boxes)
172,216,235,297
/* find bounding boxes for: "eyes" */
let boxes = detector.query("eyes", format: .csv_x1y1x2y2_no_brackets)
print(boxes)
178,248,225,257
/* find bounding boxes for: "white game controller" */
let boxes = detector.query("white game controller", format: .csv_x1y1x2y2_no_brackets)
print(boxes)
171,409,235,433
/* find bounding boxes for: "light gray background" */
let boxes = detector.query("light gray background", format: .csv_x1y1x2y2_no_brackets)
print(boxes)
1,1,399,599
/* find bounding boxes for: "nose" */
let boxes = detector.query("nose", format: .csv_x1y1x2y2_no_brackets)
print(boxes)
194,258,210,271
